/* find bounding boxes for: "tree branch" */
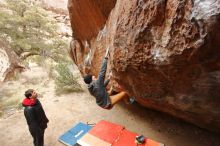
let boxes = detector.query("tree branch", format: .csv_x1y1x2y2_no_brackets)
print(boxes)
20,51,40,60
20,50,60,62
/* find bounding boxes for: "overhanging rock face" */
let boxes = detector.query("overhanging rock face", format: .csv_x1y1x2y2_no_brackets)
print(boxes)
68,0,220,132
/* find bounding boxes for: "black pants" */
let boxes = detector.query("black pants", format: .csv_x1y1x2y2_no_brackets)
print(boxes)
29,126,45,146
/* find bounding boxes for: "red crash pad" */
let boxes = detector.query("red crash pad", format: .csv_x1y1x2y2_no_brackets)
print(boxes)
89,120,125,144
113,129,163,146
78,120,164,146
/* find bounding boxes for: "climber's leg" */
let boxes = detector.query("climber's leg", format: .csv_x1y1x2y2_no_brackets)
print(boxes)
123,96,131,104
109,91,129,106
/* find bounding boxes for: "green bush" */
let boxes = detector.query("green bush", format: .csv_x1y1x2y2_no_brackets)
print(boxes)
55,63,83,95
0,98,21,117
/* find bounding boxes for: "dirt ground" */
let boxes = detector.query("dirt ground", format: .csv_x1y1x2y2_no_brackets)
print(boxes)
0,66,220,146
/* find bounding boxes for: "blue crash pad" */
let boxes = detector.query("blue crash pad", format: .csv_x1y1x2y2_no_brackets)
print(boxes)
59,122,92,146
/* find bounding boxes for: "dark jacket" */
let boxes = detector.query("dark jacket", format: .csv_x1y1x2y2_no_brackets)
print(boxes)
22,98,49,129
88,58,111,108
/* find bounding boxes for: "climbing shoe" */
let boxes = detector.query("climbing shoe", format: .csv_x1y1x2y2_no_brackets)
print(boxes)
129,97,135,104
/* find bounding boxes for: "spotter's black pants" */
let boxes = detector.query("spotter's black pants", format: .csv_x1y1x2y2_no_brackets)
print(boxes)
29,126,45,146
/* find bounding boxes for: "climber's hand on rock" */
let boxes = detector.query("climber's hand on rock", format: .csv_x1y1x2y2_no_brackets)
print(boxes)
105,47,110,59
108,72,112,80
107,75,111,80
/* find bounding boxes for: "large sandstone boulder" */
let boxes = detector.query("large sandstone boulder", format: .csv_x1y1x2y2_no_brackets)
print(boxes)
68,0,220,132
0,41,24,82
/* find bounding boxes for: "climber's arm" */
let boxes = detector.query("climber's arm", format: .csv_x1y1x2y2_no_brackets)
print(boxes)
104,79,110,87
97,48,110,84
97,58,108,84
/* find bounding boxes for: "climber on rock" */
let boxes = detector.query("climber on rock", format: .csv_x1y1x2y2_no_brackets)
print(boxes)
83,47,135,109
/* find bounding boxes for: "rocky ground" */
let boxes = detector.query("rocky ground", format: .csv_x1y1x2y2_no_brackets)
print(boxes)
0,66,220,146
